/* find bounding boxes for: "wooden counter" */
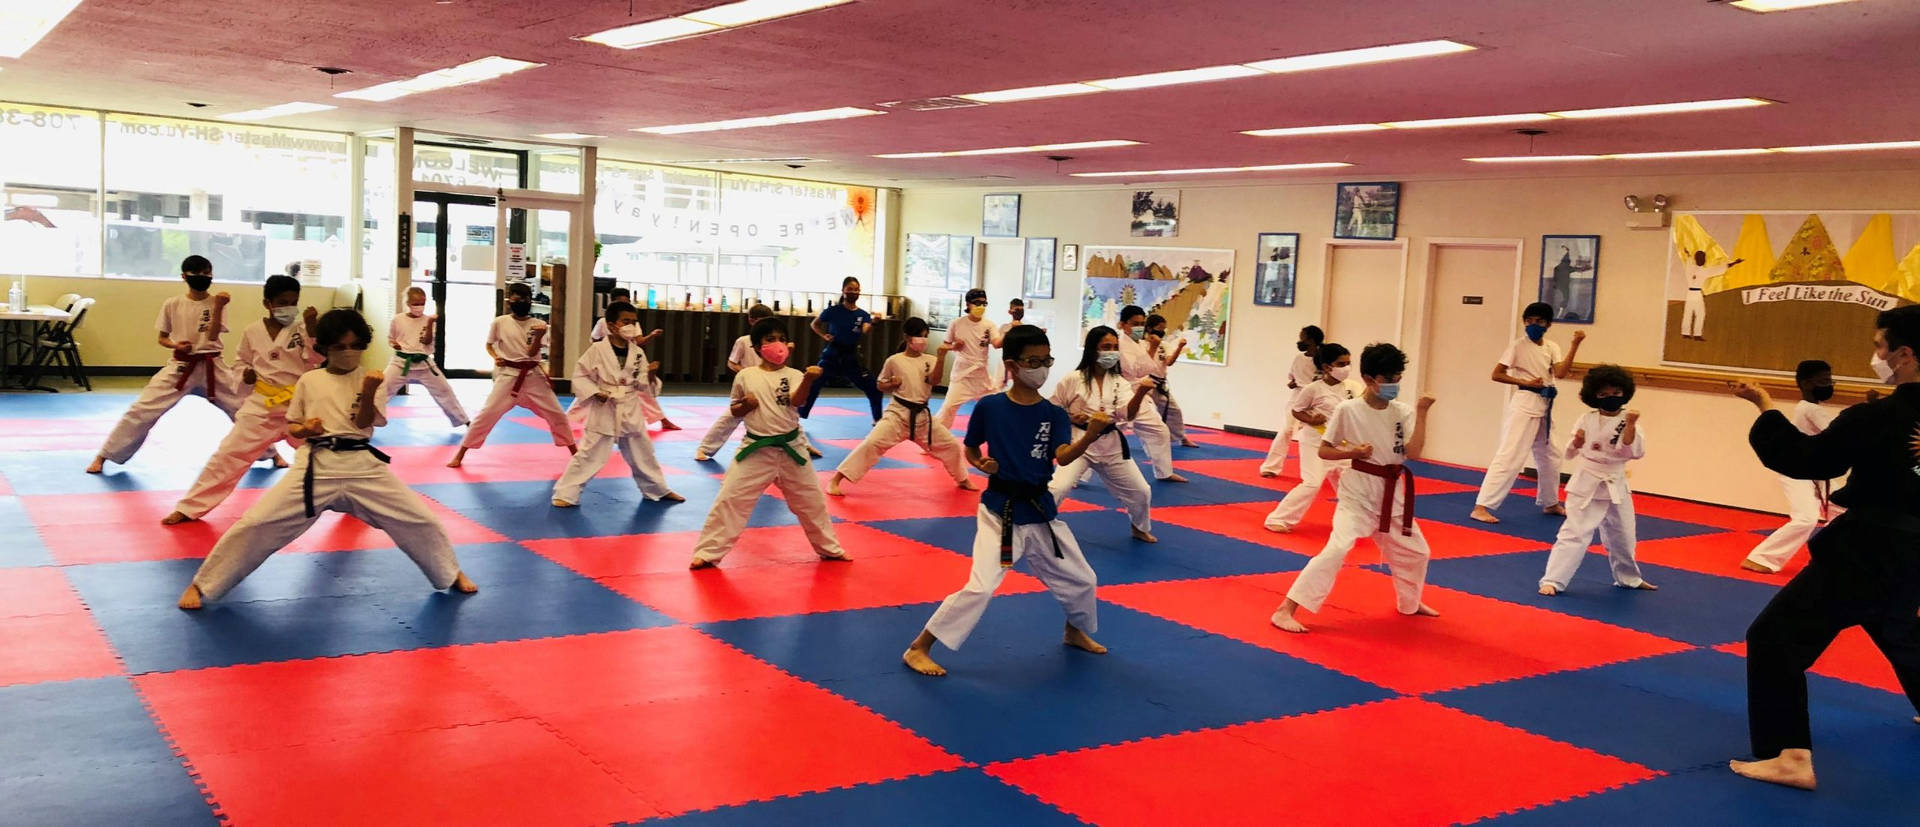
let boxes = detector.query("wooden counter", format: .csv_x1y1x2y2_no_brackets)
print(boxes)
637,308,905,385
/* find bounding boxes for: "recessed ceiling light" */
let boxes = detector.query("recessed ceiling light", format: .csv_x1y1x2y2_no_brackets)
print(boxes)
1607,148,1773,159
1548,97,1771,119
335,56,544,102
681,0,854,27
875,139,1141,159
1244,39,1475,74
579,17,721,49
0,0,83,59
1727,0,1859,12
1085,65,1265,91
1242,123,1393,138
1380,112,1555,129
1070,162,1351,178
1463,155,1608,163
1769,140,1920,153
957,39,1475,104
955,83,1104,104
224,102,338,121
532,132,604,141
579,0,850,49
634,106,884,135
1465,140,1920,163
1247,98,1774,138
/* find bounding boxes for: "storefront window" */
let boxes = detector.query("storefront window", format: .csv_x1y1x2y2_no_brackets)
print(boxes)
0,103,101,276
361,138,396,290
103,114,352,283
531,149,581,195
412,144,520,190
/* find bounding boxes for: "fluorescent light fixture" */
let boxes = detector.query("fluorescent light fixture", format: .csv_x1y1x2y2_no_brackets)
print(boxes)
1382,112,1554,129
634,106,884,134
579,17,719,49
1549,97,1771,119
1607,148,1772,159
0,0,82,59
1464,155,1607,163
1070,162,1351,178
336,56,544,102
1770,140,1920,153
1728,0,1858,12
532,132,604,140
1085,64,1265,91
224,102,337,122
682,0,854,27
956,83,1103,104
875,139,1140,159
1464,141,1920,162
1245,39,1475,74
1242,123,1392,138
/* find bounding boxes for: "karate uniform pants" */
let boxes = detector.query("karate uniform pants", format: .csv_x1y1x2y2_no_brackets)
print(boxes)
1285,494,1431,614
1743,514,1920,758
99,360,250,465
691,449,843,563
1265,446,1345,529
173,398,297,519
1745,476,1826,573
1154,389,1188,442
1682,290,1707,337
461,368,575,449
798,349,883,421
189,458,460,602
837,404,968,484
552,429,673,505
1128,404,1177,480
1539,489,1646,590
384,357,469,426
696,413,815,458
934,361,997,430
1259,424,1301,478
1474,405,1561,511
1051,452,1151,533
638,376,667,425
922,505,1098,650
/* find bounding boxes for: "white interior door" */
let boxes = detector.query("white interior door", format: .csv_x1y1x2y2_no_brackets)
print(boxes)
1322,245,1404,356
1420,243,1521,466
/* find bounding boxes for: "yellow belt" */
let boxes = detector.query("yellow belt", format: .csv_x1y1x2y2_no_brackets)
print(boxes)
254,380,296,408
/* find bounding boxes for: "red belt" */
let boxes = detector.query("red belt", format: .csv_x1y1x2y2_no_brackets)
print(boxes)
173,351,220,391
1816,479,1831,522
1352,458,1416,536
504,360,548,394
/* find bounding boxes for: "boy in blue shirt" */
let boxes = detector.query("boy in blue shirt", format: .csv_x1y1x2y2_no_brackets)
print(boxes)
904,325,1113,676
800,276,884,420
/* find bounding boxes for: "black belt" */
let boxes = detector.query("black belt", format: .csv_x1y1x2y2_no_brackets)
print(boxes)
987,475,1064,567
303,436,390,517
1097,422,1132,460
894,396,928,440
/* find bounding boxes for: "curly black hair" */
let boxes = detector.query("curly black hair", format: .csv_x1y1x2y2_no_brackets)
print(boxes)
1579,364,1636,408
1358,343,1406,380
314,308,373,351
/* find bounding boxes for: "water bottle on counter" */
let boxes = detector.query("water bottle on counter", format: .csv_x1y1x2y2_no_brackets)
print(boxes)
8,279,24,313
647,286,657,309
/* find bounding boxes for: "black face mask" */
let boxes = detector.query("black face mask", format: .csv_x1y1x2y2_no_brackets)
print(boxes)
508,300,532,317
1593,396,1627,412
844,292,860,305
1296,341,1309,353
184,275,213,292
1148,329,1166,339
1808,385,1835,403
1009,309,1024,320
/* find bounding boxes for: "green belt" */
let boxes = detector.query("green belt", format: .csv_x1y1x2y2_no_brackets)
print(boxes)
737,429,806,465
398,351,432,366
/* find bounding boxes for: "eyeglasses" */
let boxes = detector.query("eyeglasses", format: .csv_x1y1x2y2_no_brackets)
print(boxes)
1013,356,1054,368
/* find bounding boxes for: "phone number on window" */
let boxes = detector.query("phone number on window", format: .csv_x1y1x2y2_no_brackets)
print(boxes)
1,109,88,130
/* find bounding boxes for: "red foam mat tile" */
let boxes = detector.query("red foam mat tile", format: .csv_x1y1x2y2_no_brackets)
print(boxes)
384,442,688,485
1106,571,1690,694
776,466,1101,522
987,697,1657,827
0,612,122,687
1629,493,1790,533
1610,531,1806,584
1154,502,1540,560
1717,626,1907,695
523,523,931,580
447,628,794,715
0,567,88,618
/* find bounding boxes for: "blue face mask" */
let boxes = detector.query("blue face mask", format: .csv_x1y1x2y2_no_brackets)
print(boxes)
1375,382,1401,401
1525,324,1548,343
1096,351,1121,371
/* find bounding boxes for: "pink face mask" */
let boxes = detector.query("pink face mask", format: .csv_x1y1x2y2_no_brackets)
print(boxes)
759,341,791,366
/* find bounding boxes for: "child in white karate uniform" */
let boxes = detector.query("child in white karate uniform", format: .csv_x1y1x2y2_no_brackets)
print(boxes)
90,255,267,474
997,298,1026,387
689,317,846,568
1742,360,1843,574
178,309,476,609
164,276,322,524
1049,325,1157,543
696,304,822,462
552,302,685,507
1261,325,1323,478
935,288,1004,431
904,325,1112,676
1115,304,1185,483
1538,365,1657,595
1265,344,1356,533
1470,303,1585,524
382,286,469,427
447,282,578,468
587,288,632,343
829,317,974,495
1271,343,1439,634
1142,314,1197,448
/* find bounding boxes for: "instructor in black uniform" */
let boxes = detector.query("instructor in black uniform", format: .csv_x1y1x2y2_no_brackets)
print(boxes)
1728,304,1920,790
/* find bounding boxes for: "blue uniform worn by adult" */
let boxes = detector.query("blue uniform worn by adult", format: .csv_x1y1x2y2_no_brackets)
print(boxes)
800,297,884,420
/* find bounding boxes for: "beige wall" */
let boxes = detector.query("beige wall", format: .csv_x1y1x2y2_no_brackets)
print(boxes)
898,167,1920,514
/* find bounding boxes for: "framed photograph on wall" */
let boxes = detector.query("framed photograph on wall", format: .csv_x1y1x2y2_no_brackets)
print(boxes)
1131,190,1180,237
926,291,962,331
1060,243,1080,271
1253,232,1299,307
1023,237,1057,299
982,193,1021,237
1333,181,1400,240
904,232,949,288
946,235,976,292
1539,234,1599,324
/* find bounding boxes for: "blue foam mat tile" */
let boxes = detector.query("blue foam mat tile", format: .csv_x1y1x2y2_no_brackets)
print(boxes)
372,548,676,647
1416,490,1724,542
703,596,1391,763
648,769,1083,827
67,557,370,613
0,677,184,776
0,449,288,497
1419,551,1776,645
0,759,217,825
374,415,554,447
1165,441,1266,461
1489,761,1916,826
1053,512,1306,585
0,496,54,567
1059,466,1278,509
695,436,920,474
1400,459,1497,487
412,476,798,540
86,592,426,674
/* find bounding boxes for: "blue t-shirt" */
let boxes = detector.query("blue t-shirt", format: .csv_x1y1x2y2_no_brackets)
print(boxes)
817,303,871,352
966,393,1074,524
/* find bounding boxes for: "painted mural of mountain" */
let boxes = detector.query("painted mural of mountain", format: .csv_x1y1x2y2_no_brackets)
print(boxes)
1767,214,1846,284
1084,252,1184,281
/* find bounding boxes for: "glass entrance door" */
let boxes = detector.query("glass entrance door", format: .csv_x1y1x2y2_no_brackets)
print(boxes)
411,193,499,374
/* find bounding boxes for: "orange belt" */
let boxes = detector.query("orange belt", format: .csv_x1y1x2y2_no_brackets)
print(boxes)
1352,458,1416,537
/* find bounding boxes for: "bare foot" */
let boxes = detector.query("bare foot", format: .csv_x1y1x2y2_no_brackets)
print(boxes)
1132,527,1158,543
827,474,847,496
1413,603,1441,617
552,499,576,508
689,558,717,570
452,571,478,593
1064,624,1107,654
1259,471,1278,478
659,492,686,503
1162,474,1189,484
1265,522,1293,534
1270,607,1309,633
1539,583,1560,596
1740,559,1778,574
1620,581,1660,591
161,511,195,526
1180,439,1199,448
1469,506,1500,524
177,584,203,610
903,647,946,676
661,419,682,431
271,452,290,469
817,551,853,563
1543,504,1567,517
446,448,468,468
86,455,105,474
1730,750,1816,790
807,446,824,459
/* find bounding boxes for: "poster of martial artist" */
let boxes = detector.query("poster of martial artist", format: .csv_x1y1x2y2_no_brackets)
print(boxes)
904,232,949,288
1080,245,1233,366
1663,210,1919,378
1538,235,1598,323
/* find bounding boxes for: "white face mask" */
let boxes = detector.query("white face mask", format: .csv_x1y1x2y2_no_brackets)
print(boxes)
1326,365,1352,382
908,336,929,352
1870,351,1897,384
270,306,299,325
617,324,641,341
407,303,425,317
328,348,363,372
1096,351,1121,371
1016,365,1049,388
